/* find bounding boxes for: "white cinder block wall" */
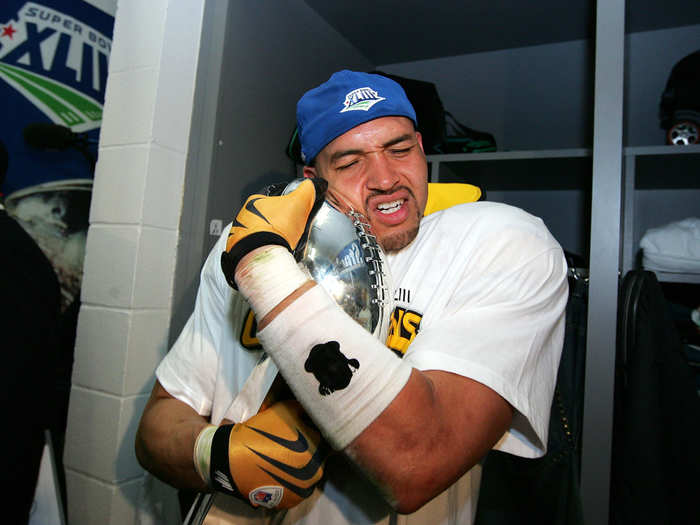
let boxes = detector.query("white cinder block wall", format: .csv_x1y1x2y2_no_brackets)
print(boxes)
64,1,206,523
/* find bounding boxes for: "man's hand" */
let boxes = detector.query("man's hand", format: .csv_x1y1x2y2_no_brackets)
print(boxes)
220,178,326,289
197,400,329,510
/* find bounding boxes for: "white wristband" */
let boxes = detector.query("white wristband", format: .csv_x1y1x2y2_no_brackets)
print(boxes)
235,245,310,320
193,424,217,486
257,285,412,450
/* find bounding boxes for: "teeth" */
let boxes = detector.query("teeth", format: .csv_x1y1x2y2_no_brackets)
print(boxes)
377,199,403,213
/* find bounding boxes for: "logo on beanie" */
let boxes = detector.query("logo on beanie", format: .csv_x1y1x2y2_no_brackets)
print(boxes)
340,87,385,113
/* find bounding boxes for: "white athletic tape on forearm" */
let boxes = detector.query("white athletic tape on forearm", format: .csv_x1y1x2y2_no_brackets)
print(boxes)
257,285,412,450
235,245,310,320
193,424,217,486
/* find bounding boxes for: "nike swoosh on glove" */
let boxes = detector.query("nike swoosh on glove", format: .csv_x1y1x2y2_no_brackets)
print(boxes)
220,178,327,289
209,400,329,509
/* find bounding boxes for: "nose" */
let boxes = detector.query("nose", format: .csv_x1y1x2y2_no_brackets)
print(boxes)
366,151,399,192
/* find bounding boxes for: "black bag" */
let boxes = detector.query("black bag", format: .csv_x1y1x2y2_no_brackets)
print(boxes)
373,72,496,154
437,111,497,154
659,50,700,145
371,71,448,155
285,126,303,165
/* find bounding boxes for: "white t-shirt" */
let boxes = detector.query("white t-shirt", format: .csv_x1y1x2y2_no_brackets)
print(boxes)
157,201,568,525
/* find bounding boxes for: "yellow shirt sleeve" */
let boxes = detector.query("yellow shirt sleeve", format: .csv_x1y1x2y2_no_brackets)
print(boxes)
423,183,482,216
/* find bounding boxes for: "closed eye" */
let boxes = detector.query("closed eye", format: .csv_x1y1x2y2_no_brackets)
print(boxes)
390,144,416,156
337,159,358,171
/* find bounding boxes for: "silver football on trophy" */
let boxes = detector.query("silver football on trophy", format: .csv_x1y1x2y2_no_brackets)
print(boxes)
283,179,393,342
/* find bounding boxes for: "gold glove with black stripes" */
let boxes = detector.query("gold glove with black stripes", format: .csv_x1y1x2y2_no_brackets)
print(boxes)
200,400,329,509
220,178,327,289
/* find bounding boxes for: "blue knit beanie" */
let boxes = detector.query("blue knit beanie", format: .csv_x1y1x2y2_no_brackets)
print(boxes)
296,70,417,164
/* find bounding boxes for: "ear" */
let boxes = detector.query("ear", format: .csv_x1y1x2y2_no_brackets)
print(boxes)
415,131,425,154
303,165,317,179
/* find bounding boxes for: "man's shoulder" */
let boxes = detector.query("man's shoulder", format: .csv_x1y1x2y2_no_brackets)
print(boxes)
410,201,562,267
423,200,547,235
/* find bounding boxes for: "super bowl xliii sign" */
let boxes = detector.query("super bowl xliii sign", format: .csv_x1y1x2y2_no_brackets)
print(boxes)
1,0,113,194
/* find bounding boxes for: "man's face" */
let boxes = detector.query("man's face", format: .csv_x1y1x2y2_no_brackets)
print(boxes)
304,116,428,253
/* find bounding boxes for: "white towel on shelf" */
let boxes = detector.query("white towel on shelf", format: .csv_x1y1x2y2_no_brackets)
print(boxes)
640,217,700,273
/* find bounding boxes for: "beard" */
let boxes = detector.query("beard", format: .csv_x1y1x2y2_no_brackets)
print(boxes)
379,224,420,253
365,185,423,253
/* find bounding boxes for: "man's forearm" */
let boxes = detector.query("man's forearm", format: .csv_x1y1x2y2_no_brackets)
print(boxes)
135,383,210,491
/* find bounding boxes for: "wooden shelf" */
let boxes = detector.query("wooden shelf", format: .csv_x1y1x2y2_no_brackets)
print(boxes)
427,148,591,163
625,144,700,156
427,149,592,190
654,271,700,284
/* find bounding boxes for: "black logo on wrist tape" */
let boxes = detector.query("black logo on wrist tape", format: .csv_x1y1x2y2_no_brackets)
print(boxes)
304,341,359,395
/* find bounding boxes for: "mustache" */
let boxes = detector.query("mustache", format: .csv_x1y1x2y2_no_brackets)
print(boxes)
365,186,415,210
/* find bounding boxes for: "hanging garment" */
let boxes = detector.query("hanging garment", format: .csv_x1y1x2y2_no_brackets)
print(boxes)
611,270,700,525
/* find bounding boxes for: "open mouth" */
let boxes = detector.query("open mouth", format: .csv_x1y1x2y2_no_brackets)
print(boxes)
376,199,404,214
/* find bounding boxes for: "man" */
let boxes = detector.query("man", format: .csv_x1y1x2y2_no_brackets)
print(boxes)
135,70,568,524
1,139,62,523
